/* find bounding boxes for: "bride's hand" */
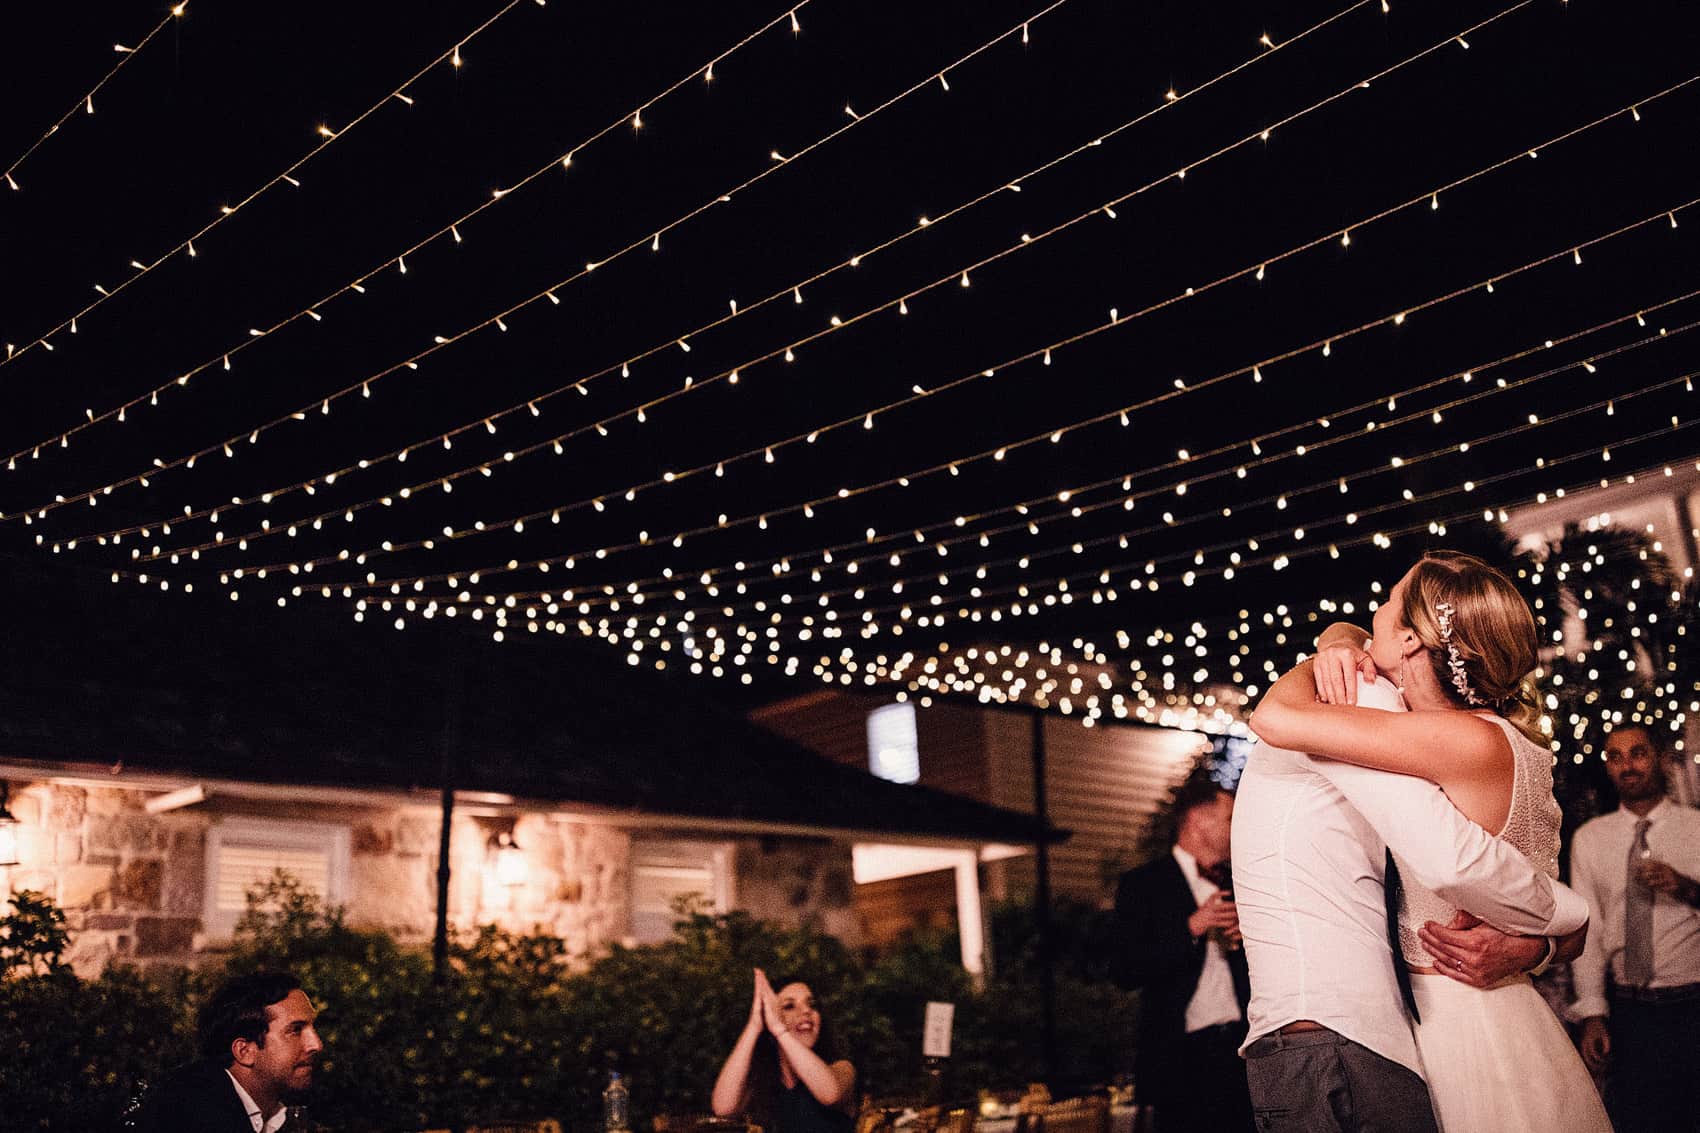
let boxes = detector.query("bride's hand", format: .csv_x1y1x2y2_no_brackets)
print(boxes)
1313,643,1376,705
747,970,766,1030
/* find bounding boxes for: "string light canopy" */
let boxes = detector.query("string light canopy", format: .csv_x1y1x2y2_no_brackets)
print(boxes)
4,0,1699,772
0,0,822,437
13,0,1391,534
0,0,538,372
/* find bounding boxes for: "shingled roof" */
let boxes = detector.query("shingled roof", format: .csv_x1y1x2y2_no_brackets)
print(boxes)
0,555,1056,844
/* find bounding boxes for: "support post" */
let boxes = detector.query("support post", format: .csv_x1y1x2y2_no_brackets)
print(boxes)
433,666,463,985
1031,709,1057,1081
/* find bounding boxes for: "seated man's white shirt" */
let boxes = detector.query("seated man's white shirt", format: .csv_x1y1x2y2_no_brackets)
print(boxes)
225,1071,289,1133
1232,675,1589,1075
1171,844,1244,1032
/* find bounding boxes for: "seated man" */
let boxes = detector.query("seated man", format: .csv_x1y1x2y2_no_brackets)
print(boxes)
132,970,324,1133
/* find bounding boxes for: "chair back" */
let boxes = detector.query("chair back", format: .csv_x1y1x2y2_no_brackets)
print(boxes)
1030,1095,1109,1133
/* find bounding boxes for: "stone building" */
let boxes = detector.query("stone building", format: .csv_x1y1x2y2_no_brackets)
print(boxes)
0,558,1052,975
749,689,1207,948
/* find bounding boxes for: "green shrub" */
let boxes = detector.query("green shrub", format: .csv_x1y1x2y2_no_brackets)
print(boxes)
1,889,71,976
0,965,197,1131
0,886,1138,1131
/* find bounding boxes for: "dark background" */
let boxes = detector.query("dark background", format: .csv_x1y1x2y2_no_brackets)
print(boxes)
3,0,1697,712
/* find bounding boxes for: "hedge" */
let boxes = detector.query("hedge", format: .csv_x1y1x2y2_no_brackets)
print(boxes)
0,880,1137,1131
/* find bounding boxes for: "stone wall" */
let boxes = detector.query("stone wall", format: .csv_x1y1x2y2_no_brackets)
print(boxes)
2,778,858,973
731,836,860,945
0,780,631,975
3,783,209,973
472,813,631,958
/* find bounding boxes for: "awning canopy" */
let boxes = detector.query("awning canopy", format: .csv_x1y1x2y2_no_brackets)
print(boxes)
0,554,1062,846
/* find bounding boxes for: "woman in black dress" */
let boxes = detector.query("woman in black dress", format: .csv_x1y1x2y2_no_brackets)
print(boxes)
711,969,857,1133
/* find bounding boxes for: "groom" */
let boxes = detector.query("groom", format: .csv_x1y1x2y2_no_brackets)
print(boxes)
1232,668,1588,1132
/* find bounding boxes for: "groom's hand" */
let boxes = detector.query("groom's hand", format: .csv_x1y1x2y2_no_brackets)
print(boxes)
1578,1017,1611,1074
1419,911,1549,987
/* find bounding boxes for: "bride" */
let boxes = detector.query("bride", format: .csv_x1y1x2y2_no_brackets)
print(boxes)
1249,550,1610,1132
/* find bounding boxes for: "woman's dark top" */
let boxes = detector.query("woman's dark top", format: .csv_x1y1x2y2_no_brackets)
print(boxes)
776,1079,854,1133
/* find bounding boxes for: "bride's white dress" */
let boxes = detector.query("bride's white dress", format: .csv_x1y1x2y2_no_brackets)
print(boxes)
1393,715,1612,1132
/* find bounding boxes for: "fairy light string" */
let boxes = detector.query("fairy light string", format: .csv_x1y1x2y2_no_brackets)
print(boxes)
50,16,1673,565
1,6,185,197
1,0,543,371
347,446,1700,718
800,457,1700,725
331,305,1700,611
155,361,1692,626
176,252,1700,606
527,435,1700,664
126,179,1700,590
5,0,1071,524
483,475,1700,734
1,0,818,441
12,0,1389,539
336,365,1697,619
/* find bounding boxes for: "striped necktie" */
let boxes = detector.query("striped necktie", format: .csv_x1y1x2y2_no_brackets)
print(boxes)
1623,818,1655,986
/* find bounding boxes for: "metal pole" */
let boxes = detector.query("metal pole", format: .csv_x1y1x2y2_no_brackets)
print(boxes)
432,664,462,985
1031,709,1057,1081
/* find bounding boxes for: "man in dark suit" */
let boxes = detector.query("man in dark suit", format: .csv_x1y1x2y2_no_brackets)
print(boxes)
1113,776,1251,1133
132,970,324,1132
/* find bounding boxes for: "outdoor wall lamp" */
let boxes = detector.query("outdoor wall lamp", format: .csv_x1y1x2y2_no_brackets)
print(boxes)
0,783,19,868
490,830,528,888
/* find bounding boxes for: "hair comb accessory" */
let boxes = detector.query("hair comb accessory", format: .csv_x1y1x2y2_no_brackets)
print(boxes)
1434,601,1488,707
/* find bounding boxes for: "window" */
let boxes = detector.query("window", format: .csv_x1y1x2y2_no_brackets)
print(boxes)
867,703,920,784
203,818,351,938
629,839,731,943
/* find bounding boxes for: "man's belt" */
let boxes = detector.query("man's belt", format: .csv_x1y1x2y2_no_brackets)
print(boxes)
1612,981,1700,1004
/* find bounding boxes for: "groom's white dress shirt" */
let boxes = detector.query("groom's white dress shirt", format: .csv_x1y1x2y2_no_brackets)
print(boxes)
1232,675,1590,1075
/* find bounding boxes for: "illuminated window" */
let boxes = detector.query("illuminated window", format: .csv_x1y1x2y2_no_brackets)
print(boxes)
867,703,921,784
203,818,350,938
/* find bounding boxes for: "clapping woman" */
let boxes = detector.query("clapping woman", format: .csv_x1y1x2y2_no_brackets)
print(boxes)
711,969,856,1133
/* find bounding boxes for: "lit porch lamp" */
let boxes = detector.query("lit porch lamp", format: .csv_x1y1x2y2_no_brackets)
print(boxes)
0,783,19,868
490,830,528,888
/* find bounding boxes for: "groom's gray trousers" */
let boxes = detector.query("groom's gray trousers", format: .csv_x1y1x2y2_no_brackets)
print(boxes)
1243,1026,1440,1133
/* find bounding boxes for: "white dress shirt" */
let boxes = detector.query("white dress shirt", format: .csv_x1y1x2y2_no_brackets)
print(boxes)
1233,675,1590,1075
1568,798,1700,1020
225,1070,290,1133
1171,844,1245,1032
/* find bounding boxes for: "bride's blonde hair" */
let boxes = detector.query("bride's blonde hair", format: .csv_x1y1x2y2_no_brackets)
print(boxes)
1398,551,1545,743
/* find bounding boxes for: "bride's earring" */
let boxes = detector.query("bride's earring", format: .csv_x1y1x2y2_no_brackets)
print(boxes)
1397,657,1408,694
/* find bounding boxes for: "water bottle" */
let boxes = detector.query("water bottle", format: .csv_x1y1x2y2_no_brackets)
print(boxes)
604,1069,630,1132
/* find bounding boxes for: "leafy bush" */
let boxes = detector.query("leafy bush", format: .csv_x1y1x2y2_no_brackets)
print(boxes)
0,884,1138,1131
0,965,197,1131
1,889,71,976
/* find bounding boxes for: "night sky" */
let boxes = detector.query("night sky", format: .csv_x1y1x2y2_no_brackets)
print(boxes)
3,0,1698,719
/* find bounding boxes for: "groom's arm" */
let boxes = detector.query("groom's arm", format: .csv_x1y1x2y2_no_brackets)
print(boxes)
1307,677,1588,938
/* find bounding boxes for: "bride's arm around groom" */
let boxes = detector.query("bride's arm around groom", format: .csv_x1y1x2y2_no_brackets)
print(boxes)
1254,656,1587,940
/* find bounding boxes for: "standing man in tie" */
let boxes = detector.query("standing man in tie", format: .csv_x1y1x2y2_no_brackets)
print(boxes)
1112,774,1252,1133
1569,723,1700,1133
